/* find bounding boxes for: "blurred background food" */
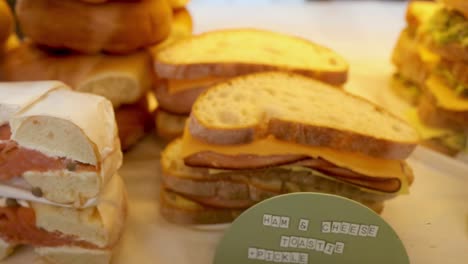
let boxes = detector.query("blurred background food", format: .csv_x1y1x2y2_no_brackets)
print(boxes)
0,0,193,151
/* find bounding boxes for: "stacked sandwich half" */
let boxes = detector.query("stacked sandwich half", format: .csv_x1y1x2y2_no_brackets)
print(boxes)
160,72,418,224
0,81,127,263
153,29,349,139
391,0,468,156
1,0,192,150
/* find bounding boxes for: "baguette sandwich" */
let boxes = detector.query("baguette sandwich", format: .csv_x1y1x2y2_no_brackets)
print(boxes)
0,81,127,263
0,173,127,263
153,28,348,139
16,0,172,54
1,42,155,150
160,72,418,224
0,81,122,207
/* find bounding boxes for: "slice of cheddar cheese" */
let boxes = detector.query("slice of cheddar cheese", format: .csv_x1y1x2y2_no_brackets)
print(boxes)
180,128,409,182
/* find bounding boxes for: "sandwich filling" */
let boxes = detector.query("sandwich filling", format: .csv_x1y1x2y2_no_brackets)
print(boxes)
0,124,98,181
425,8,468,47
179,130,412,194
0,199,101,249
438,67,468,97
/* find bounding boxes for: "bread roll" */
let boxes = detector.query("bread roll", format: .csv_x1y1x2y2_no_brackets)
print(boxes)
2,42,153,107
115,99,154,151
16,0,172,54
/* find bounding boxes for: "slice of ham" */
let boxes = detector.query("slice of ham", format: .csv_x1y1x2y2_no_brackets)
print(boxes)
0,125,97,181
0,206,100,249
184,152,403,193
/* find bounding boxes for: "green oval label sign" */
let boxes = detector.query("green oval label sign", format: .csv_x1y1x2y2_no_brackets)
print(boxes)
214,193,409,264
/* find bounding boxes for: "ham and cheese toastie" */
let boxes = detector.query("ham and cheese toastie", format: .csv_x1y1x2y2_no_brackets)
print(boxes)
160,72,419,224
0,81,127,263
153,28,348,140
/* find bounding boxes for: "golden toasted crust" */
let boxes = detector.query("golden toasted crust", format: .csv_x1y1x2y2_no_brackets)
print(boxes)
160,188,384,225
16,0,172,54
160,189,243,225
155,29,348,85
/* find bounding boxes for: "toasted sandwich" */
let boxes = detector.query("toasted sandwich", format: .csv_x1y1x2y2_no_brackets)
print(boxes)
409,72,468,156
153,28,349,139
0,81,127,263
160,72,418,224
391,1,468,156
391,0,440,105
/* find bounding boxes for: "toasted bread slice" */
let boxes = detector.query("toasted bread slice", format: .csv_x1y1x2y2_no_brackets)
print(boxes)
155,110,187,140
160,188,243,225
189,72,418,159
154,79,207,115
160,189,383,225
155,29,348,85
